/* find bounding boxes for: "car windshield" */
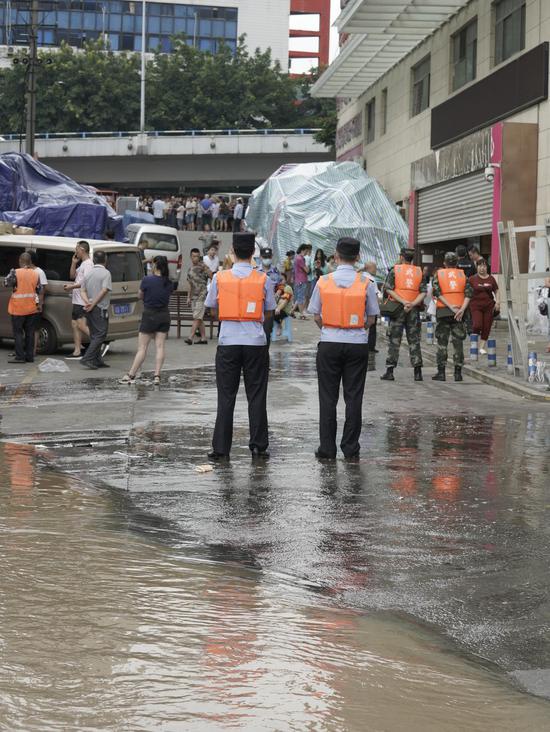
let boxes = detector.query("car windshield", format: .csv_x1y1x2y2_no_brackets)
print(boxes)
139,233,178,252
106,251,143,283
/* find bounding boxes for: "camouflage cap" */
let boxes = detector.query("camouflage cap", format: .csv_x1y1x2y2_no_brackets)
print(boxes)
444,251,458,265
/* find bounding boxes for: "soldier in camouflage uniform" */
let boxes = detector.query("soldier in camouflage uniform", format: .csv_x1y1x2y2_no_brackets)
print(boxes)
431,251,473,382
381,248,426,382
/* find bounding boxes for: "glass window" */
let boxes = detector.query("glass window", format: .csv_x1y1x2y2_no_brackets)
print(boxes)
0,247,25,277
69,11,82,29
107,251,143,282
186,18,197,36
35,250,74,281
495,0,525,64
148,15,160,33
160,3,173,15
212,19,224,37
225,21,237,39
108,13,122,31
174,6,190,18
121,34,134,50
452,19,477,90
57,11,69,27
381,88,388,135
108,32,119,49
109,1,122,12
83,12,95,30
199,19,211,36
174,18,186,33
160,16,173,33
147,35,160,50
199,38,214,52
122,14,134,32
160,36,171,52
366,97,375,144
138,233,178,252
411,56,430,116
225,39,236,53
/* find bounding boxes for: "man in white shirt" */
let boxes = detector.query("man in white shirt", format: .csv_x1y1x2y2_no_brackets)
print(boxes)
152,197,166,224
203,243,220,275
63,240,94,358
233,198,244,232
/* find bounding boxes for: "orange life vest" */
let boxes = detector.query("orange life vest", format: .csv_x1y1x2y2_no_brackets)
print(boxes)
217,269,266,322
317,273,368,329
8,268,39,316
392,264,422,303
436,268,466,309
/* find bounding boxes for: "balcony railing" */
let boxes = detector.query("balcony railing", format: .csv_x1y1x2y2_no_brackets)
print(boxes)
0,128,321,141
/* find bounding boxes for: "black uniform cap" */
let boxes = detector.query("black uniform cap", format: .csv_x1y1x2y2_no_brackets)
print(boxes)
336,237,360,258
260,247,273,258
232,232,256,258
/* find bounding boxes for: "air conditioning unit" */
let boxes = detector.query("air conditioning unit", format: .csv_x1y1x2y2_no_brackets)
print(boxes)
7,47,15,57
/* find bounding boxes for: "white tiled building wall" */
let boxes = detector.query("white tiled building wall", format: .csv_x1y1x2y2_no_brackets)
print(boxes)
337,0,550,224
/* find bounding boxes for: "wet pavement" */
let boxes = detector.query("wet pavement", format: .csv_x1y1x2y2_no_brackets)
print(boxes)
2,332,550,729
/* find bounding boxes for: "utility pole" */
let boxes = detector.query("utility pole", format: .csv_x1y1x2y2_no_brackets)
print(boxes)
140,0,146,132
25,0,39,157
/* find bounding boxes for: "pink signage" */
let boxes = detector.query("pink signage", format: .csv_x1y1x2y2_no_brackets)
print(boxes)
491,122,503,272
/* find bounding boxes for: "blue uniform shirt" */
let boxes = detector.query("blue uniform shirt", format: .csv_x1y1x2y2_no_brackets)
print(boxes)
307,264,380,344
205,262,277,346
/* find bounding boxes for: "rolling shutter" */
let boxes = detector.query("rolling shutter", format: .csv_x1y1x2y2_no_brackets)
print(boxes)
417,171,493,244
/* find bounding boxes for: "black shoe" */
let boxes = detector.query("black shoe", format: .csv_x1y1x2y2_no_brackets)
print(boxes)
81,362,98,370
380,368,395,381
344,452,360,462
432,368,446,381
8,358,26,364
414,366,423,382
315,449,336,461
96,363,110,368
26,359,34,363
207,451,229,462
251,447,270,459
454,366,463,382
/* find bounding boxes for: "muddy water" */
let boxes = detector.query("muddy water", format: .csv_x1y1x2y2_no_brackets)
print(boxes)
1,442,550,731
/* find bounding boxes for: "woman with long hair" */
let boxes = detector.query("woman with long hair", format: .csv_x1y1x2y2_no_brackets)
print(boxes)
119,256,173,385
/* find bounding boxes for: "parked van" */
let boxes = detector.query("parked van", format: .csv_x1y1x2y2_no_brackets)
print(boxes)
126,224,182,283
0,235,144,354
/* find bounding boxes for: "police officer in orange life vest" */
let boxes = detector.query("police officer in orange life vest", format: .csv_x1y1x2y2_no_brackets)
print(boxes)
5,251,41,364
308,237,380,460
205,232,276,461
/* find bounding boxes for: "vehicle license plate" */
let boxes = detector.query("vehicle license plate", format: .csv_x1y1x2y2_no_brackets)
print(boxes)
113,303,131,316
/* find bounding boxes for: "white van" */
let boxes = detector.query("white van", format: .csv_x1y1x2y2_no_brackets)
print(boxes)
0,235,144,354
126,224,182,283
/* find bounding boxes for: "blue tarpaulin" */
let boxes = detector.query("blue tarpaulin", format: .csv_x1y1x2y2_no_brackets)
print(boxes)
0,152,123,239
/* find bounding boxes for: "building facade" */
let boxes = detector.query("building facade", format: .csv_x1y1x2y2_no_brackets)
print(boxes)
312,0,549,271
1,0,291,66
289,0,330,73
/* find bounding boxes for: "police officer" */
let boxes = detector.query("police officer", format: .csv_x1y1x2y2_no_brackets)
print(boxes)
308,237,379,460
432,251,473,382
205,232,276,460
456,244,476,278
380,248,426,382
259,247,281,346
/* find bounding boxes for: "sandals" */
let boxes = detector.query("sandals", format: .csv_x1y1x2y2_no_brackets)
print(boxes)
153,375,161,385
119,373,136,385
197,340,208,345
185,338,194,345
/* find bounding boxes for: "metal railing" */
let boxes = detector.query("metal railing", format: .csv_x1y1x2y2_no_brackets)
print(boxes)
0,128,322,141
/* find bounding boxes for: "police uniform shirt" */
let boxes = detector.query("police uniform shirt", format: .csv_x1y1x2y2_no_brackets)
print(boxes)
307,264,380,344
205,262,277,346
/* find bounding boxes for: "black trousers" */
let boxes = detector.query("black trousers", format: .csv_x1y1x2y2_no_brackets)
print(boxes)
212,345,269,455
82,308,108,367
368,317,377,352
316,341,369,458
12,314,38,362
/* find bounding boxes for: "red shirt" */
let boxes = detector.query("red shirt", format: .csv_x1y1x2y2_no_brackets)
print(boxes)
469,274,498,305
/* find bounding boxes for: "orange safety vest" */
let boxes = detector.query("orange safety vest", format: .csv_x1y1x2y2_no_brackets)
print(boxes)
317,272,368,329
436,268,466,309
217,269,266,322
8,268,39,316
392,264,422,303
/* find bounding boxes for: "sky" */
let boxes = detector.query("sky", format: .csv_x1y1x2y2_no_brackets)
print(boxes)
330,0,340,61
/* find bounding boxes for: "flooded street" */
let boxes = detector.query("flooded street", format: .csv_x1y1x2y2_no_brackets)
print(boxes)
2,345,550,729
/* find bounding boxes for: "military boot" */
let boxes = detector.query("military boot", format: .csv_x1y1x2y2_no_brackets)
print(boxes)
380,367,395,381
414,366,423,382
432,367,446,381
454,366,463,382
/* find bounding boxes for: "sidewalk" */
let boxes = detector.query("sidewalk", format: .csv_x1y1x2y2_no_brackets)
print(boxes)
381,318,550,402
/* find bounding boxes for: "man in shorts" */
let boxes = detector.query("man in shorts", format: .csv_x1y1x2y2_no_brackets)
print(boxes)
63,240,93,359
186,248,212,344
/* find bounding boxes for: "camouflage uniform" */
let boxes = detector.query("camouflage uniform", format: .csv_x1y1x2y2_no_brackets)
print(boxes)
432,275,474,367
383,267,426,368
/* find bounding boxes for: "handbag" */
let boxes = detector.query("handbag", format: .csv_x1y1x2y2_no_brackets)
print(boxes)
379,299,403,316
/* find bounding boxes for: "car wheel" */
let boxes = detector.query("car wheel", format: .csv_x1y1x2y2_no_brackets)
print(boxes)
36,319,58,355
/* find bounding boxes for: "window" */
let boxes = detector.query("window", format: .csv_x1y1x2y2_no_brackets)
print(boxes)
106,251,143,282
0,247,25,277
366,98,375,144
381,88,388,135
34,250,74,281
411,56,431,116
452,19,477,90
495,0,525,64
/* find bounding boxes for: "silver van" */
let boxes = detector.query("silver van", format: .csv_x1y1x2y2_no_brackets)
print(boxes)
0,235,144,354
126,224,182,283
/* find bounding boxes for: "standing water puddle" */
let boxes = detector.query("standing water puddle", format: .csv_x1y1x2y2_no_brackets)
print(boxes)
2,442,550,730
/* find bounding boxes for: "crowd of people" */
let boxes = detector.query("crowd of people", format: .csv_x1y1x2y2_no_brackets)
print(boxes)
137,194,245,233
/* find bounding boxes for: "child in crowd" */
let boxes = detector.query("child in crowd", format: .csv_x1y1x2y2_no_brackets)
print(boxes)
274,274,294,336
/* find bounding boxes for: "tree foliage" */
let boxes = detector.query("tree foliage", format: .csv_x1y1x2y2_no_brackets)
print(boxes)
0,37,334,141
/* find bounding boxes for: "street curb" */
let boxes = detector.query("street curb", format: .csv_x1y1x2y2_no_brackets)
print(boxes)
381,332,550,402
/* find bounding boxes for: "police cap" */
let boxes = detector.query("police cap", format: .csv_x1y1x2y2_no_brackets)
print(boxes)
336,237,360,259
260,247,273,258
444,251,458,265
233,232,256,258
